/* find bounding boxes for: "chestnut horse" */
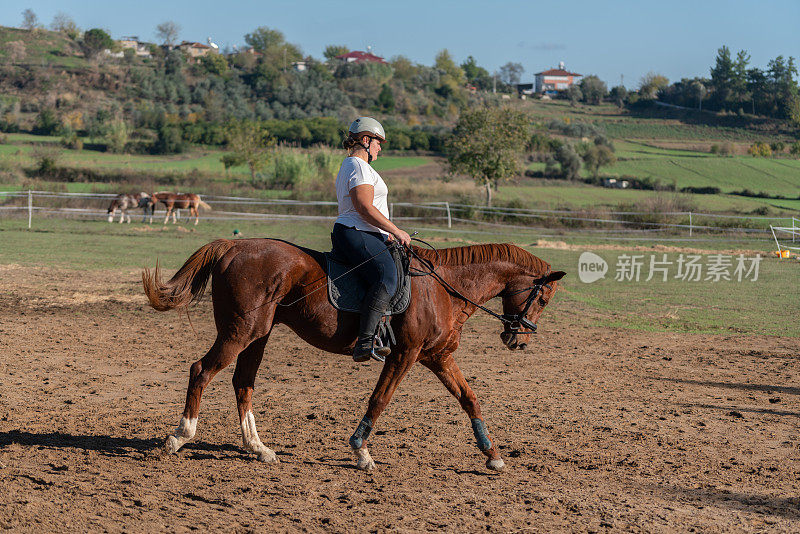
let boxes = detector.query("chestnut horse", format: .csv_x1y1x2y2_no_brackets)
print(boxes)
142,238,564,472
107,192,154,223
151,192,211,225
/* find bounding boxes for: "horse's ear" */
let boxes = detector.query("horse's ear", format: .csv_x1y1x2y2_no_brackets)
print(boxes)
545,271,566,283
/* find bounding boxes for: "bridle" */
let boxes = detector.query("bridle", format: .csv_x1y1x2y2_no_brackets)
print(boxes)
406,238,551,336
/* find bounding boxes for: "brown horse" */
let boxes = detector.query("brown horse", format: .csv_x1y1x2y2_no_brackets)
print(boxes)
151,192,211,225
142,238,564,472
107,192,154,223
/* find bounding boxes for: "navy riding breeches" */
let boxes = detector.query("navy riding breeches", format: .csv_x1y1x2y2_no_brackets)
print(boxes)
331,223,398,298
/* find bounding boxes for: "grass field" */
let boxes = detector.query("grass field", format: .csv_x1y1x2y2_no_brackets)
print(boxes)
1,218,796,336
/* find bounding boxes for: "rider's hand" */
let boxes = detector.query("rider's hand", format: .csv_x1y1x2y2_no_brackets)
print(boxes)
394,229,412,248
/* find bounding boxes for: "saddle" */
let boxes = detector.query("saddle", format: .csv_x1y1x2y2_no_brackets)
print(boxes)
325,244,411,314
325,244,412,350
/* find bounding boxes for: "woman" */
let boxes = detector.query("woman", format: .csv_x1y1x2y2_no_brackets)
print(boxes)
331,117,412,363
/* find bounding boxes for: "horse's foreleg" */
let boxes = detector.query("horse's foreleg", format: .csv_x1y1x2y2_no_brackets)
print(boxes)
423,355,505,471
232,336,278,464
165,338,243,454
174,209,180,223
350,349,420,472
163,208,170,225
125,211,131,224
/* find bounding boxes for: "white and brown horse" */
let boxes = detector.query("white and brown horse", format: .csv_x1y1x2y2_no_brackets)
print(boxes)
107,192,154,223
151,192,212,225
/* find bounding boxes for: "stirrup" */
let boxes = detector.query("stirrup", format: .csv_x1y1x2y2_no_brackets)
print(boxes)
353,338,391,363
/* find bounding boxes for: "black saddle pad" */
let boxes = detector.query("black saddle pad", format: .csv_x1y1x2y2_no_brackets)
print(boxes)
325,245,411,315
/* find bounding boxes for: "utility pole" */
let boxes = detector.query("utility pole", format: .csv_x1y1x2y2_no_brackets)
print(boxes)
493,72,497,94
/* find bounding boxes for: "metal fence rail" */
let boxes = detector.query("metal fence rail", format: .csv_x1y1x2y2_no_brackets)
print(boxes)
0,190,796,239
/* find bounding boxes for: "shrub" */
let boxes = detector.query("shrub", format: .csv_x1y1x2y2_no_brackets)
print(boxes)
747,142,772,157
32,146,63,176
770,141,785,154
60,132,83,150
790,141,800,157
32,109,61,135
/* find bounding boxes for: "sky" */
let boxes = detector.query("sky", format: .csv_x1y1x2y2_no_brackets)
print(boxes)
2,0,798,88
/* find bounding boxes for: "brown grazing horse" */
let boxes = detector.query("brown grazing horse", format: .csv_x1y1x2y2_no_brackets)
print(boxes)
107,192,154,223
142,238,564,472
151,192,211,225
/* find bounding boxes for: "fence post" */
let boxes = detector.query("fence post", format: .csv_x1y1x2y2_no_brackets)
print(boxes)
444,201,451,228
389,203,393,221
688,211,692,237
28,190,32,229
793,217,797,243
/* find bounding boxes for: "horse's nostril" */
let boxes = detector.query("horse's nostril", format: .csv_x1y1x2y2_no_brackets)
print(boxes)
518,343,527,350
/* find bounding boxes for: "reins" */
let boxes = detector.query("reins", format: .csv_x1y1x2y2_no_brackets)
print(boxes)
406,237,551,335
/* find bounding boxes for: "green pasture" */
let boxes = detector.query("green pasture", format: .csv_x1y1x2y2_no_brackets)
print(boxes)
1,218,796,337
499,180,800,216
0,134,432,178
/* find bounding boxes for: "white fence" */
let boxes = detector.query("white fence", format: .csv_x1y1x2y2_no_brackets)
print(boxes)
0,190,796,242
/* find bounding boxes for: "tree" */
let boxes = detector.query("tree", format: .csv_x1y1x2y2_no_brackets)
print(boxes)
435,49,465,84
579,75,607,104
201,53,228,75
688,80,707,110
447,107,530,206
81,28,114,59
460,56,493,90
639,72,669,99
582,143,616,177
50,12,79,39
554,143,582,179
224,119,276,182
566,85,582,105
323,45,349,61
499,62,524,85
21,9,39,31
155,21,180,46
609,85,628,108
244,26,303,68
377,83,395,111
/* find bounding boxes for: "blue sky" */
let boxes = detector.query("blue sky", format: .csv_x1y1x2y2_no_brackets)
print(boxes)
2,0,797,88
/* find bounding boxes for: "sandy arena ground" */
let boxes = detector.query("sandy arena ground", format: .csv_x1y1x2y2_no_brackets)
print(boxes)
0,264,798,532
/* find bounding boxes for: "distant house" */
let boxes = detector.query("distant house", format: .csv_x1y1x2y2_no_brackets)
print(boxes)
335,50,387,64
291,60,308,72
534,62,582,94
117,36,152,57
178,41,213,58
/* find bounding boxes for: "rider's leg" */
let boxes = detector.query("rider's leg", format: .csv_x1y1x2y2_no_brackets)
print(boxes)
331,224,398,362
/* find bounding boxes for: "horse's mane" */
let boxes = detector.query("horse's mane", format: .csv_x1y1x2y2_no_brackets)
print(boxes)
412,243,549,276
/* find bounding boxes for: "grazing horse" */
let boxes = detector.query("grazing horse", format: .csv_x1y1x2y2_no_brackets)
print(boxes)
151,192,212,225
107,192,154,223
142,239,565,472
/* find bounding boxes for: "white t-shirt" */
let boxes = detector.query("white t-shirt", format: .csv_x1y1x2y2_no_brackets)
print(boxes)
334,157,390,236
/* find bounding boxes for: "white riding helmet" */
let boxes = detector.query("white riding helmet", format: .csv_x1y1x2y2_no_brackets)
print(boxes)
348,117,386,142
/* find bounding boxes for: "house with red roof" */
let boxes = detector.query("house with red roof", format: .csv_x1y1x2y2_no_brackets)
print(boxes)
534,62,582,94
335,50,387,64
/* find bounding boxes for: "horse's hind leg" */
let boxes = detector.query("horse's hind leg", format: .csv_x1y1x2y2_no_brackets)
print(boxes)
192,206,199,225
350,348,420,472
163,208,171,225
165,337,244,454
422,355,505,471
232,336,277,463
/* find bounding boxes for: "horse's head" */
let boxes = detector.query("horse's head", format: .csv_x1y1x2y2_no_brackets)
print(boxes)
499,270,565,350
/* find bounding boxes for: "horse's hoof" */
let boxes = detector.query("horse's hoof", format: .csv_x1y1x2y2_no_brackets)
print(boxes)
355,447,376,472
486,458,505,471
257,449,279,464
165,435,181,454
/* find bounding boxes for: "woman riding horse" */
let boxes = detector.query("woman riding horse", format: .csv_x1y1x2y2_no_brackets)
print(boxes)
331,117,411,363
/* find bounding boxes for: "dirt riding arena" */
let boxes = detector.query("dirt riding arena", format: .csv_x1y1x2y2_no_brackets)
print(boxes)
1,264,798,532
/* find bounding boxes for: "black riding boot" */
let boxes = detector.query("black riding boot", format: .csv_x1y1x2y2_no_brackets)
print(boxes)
353,285,392,363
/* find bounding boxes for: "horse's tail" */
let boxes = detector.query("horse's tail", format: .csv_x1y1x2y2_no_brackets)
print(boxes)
197,200,212,211
142,239,236,311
